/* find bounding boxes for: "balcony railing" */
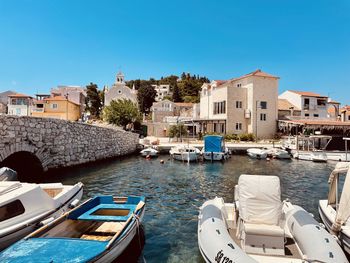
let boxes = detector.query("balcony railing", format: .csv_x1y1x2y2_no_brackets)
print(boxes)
31,108,44,113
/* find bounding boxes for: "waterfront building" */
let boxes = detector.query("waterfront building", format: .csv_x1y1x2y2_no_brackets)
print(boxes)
198,69,279,139
152,84,172,101
7,93,34,116
340,106,350,122
278,99,301,120
31,96,81,121
279,90,332,120
51,85,86,116
146,100,195,137
104,71,137,106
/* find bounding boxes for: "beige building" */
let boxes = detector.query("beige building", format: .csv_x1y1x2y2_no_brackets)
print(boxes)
104,71,137,106
32,96,81,121
278,99,301,120
198,70,279,139
51,85,86,116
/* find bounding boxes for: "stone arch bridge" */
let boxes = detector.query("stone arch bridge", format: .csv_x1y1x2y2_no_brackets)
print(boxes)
0,115,139,180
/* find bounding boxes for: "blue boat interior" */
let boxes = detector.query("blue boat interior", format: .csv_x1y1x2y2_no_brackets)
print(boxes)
0,195,146,262
68,195,144,222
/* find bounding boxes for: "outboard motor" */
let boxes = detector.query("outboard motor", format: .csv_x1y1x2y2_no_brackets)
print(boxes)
0,167,17,181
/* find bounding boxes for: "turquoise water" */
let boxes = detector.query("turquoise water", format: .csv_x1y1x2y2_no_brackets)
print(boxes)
45,155,337,263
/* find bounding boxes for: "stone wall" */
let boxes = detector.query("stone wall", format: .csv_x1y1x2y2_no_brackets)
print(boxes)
0,115,139,171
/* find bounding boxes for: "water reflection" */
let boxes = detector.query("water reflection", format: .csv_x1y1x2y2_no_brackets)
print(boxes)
43,155,338,263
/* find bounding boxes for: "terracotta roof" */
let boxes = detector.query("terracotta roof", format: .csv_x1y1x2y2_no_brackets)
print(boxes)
174,102,193,107
278,99,300,111
282,119,350,126
217,69,279,88
8,93,32,98
341,106,350,112
288,90,327,98
214,80,227,86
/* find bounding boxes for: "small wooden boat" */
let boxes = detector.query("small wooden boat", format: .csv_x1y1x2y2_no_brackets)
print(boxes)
140,147,158,157
246,148,268,159
0,195,146,262
0,181,83,251
169,145,200,162
202,135,229,161
319,162,350,255
198,174,347,263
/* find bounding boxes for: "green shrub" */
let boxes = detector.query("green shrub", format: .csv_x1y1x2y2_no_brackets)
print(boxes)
239,133,255,141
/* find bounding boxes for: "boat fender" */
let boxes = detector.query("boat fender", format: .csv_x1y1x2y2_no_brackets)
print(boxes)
38,217,55,227
69,198,80,209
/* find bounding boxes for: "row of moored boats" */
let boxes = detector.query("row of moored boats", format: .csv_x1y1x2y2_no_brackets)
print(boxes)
2,161,350,262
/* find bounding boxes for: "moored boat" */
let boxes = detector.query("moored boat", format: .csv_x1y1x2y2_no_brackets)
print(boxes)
202,135,229,161
0,181,83,251
246,148,268,159
169,145,200,162
0,167,17,181
319,162,350,255
198,174,347,263
140,147,158,157
0,195,146,262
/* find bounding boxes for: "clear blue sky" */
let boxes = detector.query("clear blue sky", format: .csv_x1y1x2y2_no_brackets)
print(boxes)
0,0,349,104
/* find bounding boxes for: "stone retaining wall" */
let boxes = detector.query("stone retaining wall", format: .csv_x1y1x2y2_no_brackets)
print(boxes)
0,115,139,171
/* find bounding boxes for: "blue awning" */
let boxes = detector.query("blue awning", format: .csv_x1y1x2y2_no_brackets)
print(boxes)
204,135,224,152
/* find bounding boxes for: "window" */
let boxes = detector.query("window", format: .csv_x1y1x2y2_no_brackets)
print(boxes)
0,200,25,222
16,108,21,115
313,114,319,118
260,101,267,109
236,101,242,108
260,113,267,121
304,98,310,105
348,116,350,121
213,101,226,114
51,104,58,109
118,90,122,94
237,83,242,87
305,113,310,117
236,122,242,130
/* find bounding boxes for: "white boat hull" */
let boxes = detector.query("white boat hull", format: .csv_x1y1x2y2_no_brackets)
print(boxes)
0,184,83,251
293,151,328,162
319,199,350,255
203,152,229,161
199,197,348,263
171,152,198,162
94,208,145,263
247,149,268,159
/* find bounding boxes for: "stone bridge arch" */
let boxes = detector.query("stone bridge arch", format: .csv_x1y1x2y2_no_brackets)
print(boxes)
0,115,139,180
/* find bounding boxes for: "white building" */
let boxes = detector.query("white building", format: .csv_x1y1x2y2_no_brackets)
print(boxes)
104,72,137,106
278,90,330,119
7,93,34,116
198,70,279,139
152,84,172,101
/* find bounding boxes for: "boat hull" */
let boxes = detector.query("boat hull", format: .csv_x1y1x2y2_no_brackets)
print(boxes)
319,200,350,255
203,152,228,161
246,149,268,159
0,184,83,251
171,152,198,162
93,208,145,263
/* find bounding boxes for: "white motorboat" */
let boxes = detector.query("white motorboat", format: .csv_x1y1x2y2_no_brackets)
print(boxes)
198,174,348,263
140,147,158,157
0,167,17,181
272,149,291,159
169,145,200,162
202,135,229,161
319,162,350,255
0,181,83,251
293,150,328,162
246,148,268,159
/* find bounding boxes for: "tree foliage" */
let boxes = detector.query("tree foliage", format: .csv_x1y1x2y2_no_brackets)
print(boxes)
103,99,141,129
85,83,102,118
137,83,156,113
168,124,188,140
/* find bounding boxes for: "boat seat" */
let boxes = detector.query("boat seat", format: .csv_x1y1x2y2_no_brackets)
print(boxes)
241,223,285,256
